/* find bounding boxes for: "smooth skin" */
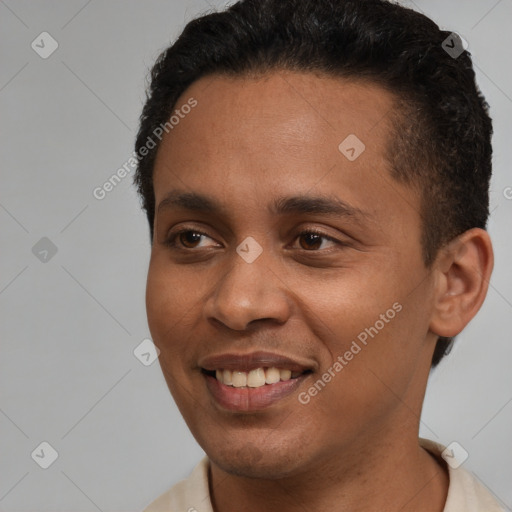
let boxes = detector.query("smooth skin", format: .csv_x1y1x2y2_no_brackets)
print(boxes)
146,71,493,512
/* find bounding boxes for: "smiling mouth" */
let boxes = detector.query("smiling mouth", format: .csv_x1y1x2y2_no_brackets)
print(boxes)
199,351,315,410
202,367,312,388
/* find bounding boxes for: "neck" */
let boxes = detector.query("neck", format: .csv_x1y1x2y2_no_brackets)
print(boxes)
209,427,448,512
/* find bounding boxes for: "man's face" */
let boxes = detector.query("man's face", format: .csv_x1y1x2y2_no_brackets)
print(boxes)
146,72,438,478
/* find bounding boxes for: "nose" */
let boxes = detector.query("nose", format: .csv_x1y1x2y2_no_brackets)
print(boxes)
203,251,292,331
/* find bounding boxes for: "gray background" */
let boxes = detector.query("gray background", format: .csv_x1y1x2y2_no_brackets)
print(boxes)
1,0,511,510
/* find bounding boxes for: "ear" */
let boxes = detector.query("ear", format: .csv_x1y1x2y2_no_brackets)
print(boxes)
429,228,494,338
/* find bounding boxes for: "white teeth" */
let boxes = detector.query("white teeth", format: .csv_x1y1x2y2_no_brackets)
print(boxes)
247,368,266,387
213,367,302,387
265,367,281,384
232,371,247,388
222,369,232,385
280,369,292,381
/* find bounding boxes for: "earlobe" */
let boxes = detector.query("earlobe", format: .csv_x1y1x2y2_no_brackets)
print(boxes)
429,228,494,338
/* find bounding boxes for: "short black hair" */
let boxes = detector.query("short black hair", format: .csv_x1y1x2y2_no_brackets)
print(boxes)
134,0,493,367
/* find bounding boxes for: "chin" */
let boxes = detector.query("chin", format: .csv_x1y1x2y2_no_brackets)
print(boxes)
204,437,309,480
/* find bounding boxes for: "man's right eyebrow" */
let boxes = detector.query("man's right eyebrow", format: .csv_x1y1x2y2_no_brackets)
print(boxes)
157,191,225,215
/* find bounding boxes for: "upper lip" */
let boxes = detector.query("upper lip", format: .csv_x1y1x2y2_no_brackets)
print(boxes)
199,350,316,373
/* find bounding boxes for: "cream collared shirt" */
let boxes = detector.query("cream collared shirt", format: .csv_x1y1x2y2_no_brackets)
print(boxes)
143,439,505,512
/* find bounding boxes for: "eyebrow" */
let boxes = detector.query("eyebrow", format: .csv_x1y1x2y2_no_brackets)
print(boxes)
157,190,371,221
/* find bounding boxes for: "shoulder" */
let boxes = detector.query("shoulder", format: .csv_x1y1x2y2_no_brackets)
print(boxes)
142,445,506,512
420,438,505,512
142,456,213,512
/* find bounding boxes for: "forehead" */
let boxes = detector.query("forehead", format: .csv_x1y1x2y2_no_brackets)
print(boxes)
152,71,417,231
157,71,396,161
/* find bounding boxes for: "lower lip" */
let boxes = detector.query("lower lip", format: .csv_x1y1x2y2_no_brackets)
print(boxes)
204,373,309,412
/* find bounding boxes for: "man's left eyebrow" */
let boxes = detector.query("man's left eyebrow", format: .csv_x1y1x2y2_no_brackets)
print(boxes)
270,194,372,222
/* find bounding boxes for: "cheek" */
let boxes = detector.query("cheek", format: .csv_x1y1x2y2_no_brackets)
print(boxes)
290,264,401,345
146,262,172,336
145,256,198,358
146,252,198,323
322,285,431,420
145,259,202,404
297,264,424,389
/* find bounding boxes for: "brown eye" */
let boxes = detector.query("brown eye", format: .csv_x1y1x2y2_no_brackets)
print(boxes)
295,229,345,253
298,232,323,250
178,231,203,248
165,229,215,250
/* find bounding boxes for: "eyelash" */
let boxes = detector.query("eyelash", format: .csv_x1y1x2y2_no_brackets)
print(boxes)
164,227,343,252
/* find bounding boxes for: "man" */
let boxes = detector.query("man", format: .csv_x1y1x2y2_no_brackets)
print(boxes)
134,0,501,510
